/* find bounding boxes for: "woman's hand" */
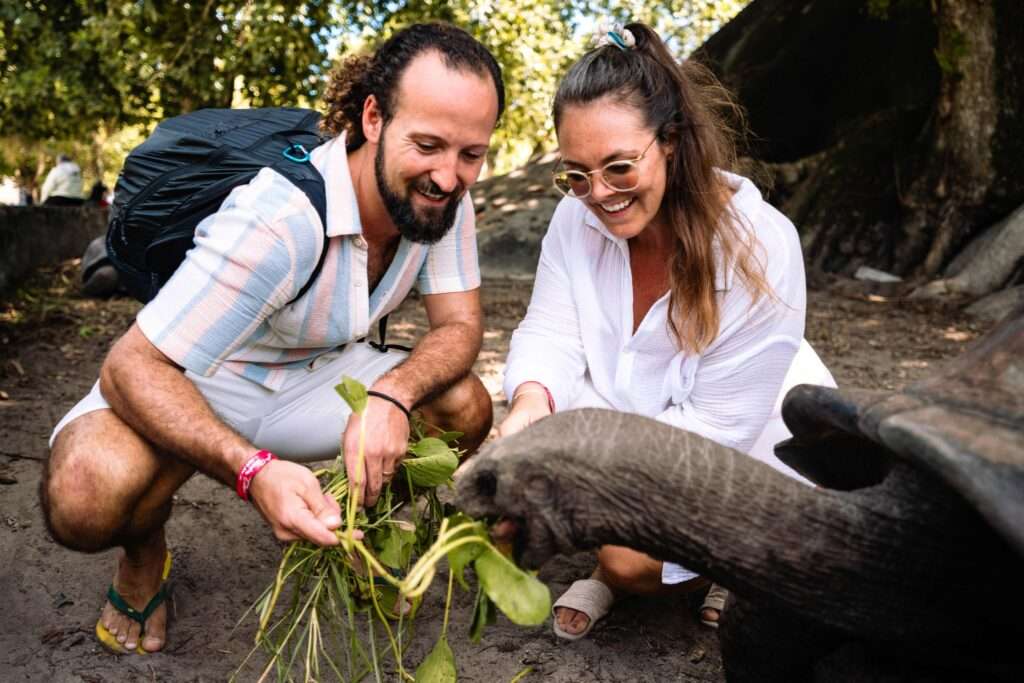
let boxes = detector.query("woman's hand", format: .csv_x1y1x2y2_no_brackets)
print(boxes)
496,382,553,438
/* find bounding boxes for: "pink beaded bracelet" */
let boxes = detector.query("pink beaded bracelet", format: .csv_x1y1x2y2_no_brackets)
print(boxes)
236,450,277,502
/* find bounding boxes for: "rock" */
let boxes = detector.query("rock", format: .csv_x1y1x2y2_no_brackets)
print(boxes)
965,285,1024,324
473,156,561,279
854,266,902,283
911,202,1024,300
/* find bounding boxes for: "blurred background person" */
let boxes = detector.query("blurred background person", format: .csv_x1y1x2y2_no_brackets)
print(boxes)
40,153,84,206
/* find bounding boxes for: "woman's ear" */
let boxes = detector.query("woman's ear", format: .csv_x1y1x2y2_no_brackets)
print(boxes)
362,95,384,145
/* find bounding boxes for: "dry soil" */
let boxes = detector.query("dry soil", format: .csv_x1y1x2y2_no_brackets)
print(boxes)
0,260,993,682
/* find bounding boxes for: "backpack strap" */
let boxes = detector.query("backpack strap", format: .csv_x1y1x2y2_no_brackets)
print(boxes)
269,158,329,306
368,314,414,354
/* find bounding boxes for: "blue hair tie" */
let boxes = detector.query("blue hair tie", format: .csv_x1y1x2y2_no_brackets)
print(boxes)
592,24,636,51
607,31,629,51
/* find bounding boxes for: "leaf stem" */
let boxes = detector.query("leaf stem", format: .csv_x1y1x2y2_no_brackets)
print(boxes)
441,569,454,639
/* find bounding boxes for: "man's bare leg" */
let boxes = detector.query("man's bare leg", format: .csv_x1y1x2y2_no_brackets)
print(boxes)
42,409,194,652
417,372,493,456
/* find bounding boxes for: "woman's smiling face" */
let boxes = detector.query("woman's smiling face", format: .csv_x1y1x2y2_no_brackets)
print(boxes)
556,98,670,241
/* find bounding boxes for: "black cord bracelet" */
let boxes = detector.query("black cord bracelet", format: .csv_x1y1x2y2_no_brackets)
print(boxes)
367,390,412,421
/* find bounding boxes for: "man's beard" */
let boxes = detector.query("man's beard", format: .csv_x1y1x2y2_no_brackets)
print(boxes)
375,141,463,245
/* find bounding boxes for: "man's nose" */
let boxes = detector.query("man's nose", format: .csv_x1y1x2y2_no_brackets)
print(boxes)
430,155,459,194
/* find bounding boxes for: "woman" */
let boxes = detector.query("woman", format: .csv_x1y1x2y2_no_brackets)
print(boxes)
496,22,836,640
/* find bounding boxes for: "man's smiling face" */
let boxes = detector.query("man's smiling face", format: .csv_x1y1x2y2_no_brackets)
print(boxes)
373,50,499,244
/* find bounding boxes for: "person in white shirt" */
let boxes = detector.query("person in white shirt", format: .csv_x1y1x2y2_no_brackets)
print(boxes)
40,154,84,206
495,22,836,640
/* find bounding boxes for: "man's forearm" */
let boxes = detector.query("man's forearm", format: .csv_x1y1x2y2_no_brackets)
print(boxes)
373,320,481,409
100,327,253,487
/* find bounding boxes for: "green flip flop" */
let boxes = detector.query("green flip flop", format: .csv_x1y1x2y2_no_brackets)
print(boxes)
95,551,172,654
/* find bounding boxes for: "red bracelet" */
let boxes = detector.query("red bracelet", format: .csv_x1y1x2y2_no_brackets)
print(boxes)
515,382,555,414
236,450,278,502
541,385,555,413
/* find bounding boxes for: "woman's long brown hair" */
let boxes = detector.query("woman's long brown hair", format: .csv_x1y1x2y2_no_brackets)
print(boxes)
553,23,772,354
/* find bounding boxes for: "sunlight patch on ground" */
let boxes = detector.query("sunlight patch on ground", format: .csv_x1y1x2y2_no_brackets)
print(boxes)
943,328,972,342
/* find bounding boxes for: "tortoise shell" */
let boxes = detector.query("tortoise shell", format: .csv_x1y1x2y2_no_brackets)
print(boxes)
778,305,1024,558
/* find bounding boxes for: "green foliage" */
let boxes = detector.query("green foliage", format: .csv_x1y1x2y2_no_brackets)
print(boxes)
468,585,496,642
474,546,550,626
444,514,487,590
414,636,457,683
2,1,749,188
1,1,332,189
335,374,370,414
243,377,551,681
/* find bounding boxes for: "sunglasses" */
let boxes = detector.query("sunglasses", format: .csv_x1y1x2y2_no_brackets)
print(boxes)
552,138,658,199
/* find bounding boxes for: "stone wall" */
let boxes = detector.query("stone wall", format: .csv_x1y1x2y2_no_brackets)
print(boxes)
0,205,108,293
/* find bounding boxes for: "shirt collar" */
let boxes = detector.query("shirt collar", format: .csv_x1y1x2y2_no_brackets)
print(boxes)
310,132,363,238
581,201,623,243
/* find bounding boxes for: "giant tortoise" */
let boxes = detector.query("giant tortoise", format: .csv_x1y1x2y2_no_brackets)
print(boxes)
456,306,1023,682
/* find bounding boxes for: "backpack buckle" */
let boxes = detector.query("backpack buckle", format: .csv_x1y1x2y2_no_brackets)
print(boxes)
282,143,310,163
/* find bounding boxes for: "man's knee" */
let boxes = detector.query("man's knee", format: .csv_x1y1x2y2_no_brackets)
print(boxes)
43,436,122,551
42,411,172,552
423,373,493,451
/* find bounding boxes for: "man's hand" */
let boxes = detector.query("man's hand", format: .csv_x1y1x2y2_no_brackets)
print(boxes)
496,384,552,439
342,394,411,507
248,460,342,546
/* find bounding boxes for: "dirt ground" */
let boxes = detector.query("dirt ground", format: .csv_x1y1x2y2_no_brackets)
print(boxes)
0,260,993,682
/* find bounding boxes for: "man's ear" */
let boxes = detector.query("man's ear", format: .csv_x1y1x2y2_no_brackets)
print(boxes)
362,95,384,145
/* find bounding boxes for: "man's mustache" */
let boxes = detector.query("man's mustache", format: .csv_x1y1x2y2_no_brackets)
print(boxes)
414,178,462,201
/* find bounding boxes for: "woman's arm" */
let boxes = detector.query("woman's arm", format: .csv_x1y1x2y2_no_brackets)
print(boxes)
500,201,589,436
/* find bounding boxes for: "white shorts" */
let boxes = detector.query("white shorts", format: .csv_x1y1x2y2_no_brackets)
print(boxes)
50,342,408,462
567,340,836,585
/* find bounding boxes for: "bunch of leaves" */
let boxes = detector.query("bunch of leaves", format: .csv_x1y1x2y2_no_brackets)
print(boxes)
235,377,549,682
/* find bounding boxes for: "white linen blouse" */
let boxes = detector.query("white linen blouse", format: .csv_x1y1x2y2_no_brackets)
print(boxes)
504,172,816,456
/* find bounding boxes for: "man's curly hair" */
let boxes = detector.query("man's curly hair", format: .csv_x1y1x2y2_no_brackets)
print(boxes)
321,23,505,150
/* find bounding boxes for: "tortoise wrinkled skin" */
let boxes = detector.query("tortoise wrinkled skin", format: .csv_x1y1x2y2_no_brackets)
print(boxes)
456,306,1023,682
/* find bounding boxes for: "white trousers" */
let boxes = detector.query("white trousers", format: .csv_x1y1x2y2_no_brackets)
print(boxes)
50,342,408,462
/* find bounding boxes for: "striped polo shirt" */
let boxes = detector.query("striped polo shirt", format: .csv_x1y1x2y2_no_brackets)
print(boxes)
136,134,480,391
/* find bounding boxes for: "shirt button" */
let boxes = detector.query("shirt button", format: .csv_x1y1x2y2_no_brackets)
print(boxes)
353,236,367,249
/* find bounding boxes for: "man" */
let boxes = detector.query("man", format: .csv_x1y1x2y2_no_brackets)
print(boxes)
40,153,84,206
41,23,503,655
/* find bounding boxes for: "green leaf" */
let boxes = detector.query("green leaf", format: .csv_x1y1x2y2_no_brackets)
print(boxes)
474,547,550,626
334,375,368,414
444,514,487,590
468,585,496,643
414,635,457,683
409,437,454,459
374,524,417,569
437,431,464,446
401,450,459,488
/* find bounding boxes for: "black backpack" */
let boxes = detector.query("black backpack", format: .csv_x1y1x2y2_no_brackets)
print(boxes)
106,107,329,303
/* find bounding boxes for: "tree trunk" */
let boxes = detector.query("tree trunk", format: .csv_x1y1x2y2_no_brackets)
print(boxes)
698,0,1024,279
901,0,999,277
